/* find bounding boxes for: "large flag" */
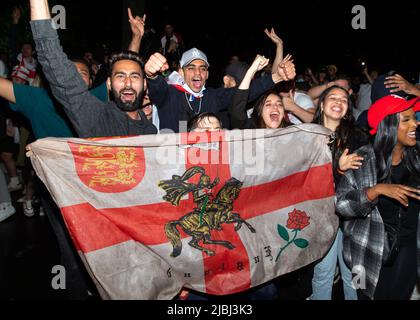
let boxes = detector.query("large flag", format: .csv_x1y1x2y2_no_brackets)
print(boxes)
29,124,337,300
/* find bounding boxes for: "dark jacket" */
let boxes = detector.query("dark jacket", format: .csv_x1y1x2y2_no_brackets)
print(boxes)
229,88,253,129
147,74,276,133
30,19,157,138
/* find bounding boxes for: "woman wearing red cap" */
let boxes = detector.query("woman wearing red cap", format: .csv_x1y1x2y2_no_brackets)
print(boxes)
336,95,420,300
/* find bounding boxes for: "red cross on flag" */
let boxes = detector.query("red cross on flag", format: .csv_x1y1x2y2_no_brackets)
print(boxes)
29,124,338,299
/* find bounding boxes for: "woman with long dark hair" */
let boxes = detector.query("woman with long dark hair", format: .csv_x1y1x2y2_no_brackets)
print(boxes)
249,91,289,129
336,95,420,299
229,55,295,130
310,85,369,300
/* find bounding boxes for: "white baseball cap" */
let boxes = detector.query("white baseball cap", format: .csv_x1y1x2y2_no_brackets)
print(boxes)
180,48,209,68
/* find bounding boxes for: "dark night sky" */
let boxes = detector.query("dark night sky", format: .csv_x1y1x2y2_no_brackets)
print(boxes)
2,0,420,85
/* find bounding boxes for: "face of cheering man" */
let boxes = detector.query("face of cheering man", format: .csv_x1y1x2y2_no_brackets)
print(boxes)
180,59,209,93
107,60,145,113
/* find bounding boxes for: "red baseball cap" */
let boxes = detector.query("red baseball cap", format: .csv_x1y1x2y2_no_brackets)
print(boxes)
368,95,420,135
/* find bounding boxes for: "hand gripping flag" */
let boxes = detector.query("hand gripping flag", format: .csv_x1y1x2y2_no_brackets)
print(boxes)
29,124,338,299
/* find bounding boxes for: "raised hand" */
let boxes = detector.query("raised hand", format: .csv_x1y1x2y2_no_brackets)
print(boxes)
264,28,283,46
167,40,178,54
277,54,296,81
281,90,296,112
361,65,368,76
384,74,420,96
338,149,364,172
249,54,270,74
144,53,169,78
12,6,22,24
128,8,146,38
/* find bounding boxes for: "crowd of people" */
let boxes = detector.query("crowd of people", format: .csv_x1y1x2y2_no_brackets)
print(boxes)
0,0,419,301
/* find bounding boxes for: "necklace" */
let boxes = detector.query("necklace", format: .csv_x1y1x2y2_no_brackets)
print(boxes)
185,92,202,115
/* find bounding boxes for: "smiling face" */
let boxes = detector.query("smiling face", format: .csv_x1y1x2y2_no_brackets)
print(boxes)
181,59,209,93
261,93,285,129
321,87,349,122
397,108,418,147
108,60,144,112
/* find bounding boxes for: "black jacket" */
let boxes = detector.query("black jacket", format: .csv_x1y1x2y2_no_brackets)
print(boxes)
147,74,276,133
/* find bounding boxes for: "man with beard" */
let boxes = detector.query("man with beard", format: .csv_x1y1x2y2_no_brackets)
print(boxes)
29,1,157,138
25,0,157,301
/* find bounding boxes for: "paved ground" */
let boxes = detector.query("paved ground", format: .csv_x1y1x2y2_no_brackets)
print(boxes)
0,191,66,300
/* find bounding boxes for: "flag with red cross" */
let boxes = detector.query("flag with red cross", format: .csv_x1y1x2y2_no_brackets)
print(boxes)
29,124,338,299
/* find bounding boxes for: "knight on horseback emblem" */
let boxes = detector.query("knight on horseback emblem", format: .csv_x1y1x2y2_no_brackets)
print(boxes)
158,166,256,257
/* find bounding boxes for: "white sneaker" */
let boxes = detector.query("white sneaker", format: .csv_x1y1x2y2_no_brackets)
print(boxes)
17,196,25,203
23,200,35,217
0,202,16,222
8,180,23,192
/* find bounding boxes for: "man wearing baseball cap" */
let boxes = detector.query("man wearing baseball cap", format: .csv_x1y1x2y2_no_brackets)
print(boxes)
144,48,296,132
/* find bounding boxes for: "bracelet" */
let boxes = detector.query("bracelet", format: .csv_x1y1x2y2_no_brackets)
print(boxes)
145,74,158,80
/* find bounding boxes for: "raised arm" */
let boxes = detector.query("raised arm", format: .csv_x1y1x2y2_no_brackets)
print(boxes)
229,55,269,129
264,28,283,74
361,66,374,85
281,90,316,123
30,0,51,20
239,55,270,90
248,54,296,102
384,74,420,97
29,0,103,135
308,81,335,100
306,68,319,86
127,8,146,53
144,52,170,108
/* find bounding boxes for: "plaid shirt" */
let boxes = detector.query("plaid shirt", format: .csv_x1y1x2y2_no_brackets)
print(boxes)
336,144,420,299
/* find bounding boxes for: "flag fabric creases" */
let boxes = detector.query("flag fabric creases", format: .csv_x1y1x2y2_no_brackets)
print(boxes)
29,124,338,300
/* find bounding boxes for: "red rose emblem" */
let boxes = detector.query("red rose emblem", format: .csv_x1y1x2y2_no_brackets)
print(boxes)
286,209,310,230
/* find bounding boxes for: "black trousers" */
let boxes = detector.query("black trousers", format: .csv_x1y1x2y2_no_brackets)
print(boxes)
358,245,417,300
39,181,99,300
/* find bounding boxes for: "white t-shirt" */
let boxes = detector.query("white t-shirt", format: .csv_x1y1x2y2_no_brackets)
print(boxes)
288,91,315,124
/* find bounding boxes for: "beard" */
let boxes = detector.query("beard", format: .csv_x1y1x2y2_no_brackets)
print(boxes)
112,88,144,112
